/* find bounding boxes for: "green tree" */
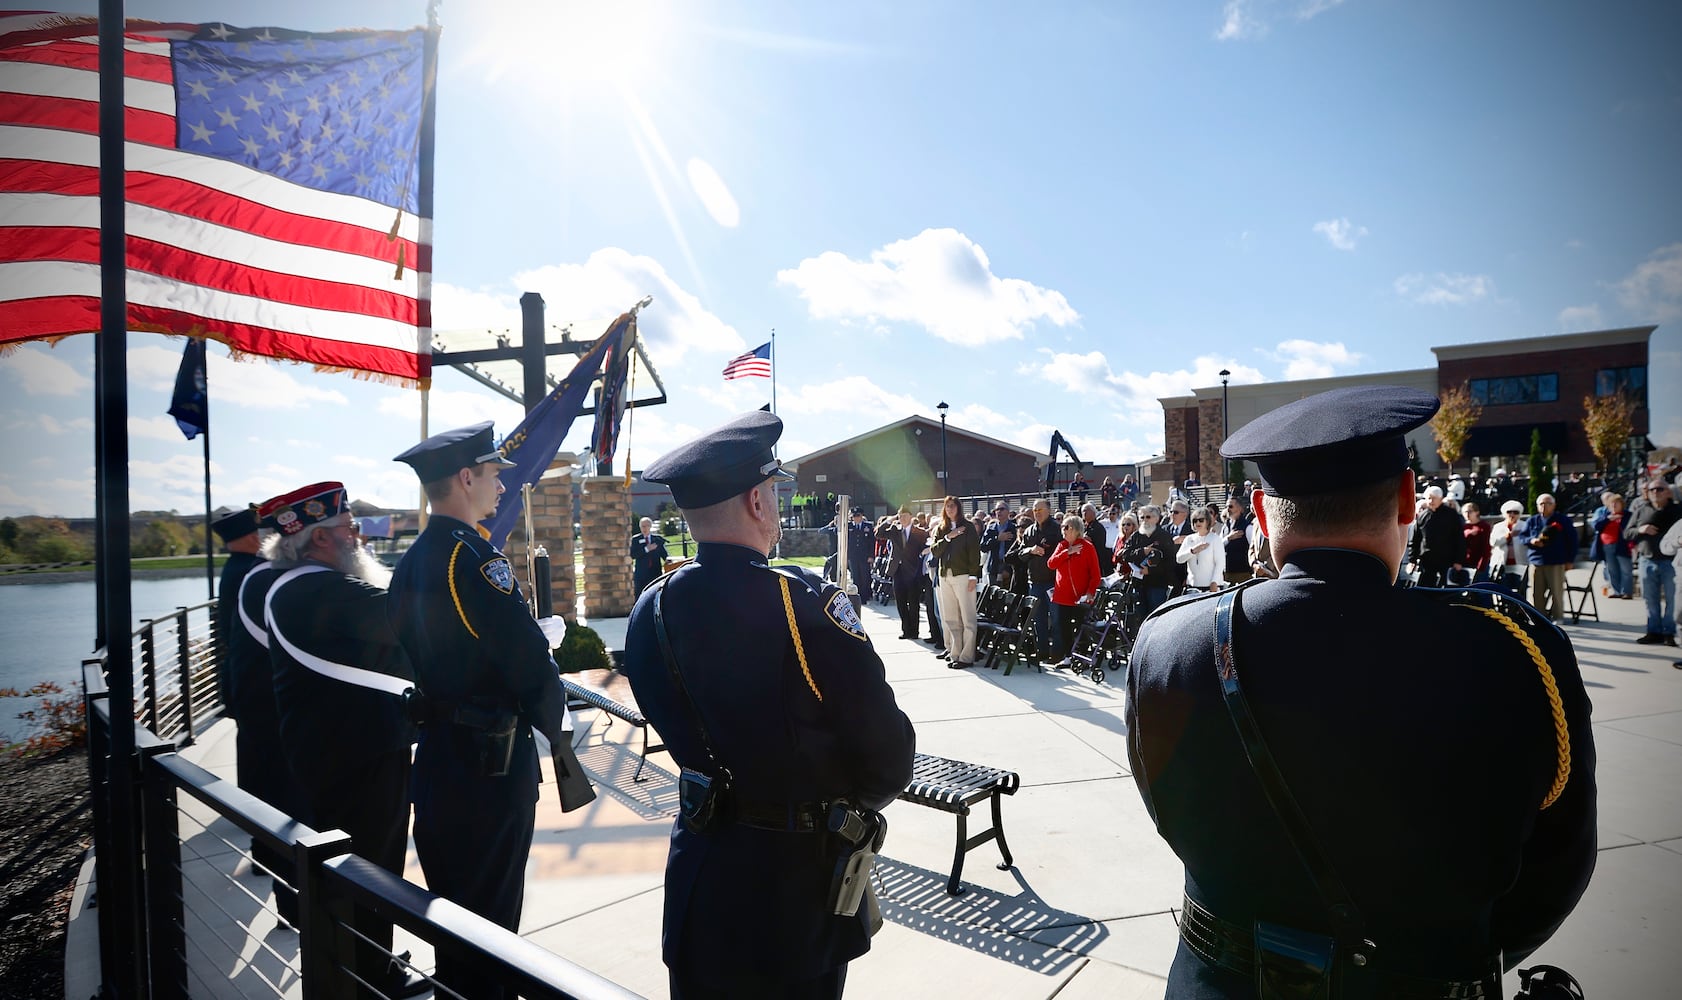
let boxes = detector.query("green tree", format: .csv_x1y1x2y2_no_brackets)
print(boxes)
133,519,192,558
1526,428,1553,514
0,517,18,550
19,519,90,563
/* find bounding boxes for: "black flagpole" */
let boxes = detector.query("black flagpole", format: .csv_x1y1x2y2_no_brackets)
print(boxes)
202,399,213,599
96,0,142,994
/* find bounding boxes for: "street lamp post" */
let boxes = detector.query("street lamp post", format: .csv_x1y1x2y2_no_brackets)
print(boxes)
1219,369,1231,487
937,401,949,493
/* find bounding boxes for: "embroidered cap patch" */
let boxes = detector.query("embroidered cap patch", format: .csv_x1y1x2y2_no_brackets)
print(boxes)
481,557,515,594
825,589,868,641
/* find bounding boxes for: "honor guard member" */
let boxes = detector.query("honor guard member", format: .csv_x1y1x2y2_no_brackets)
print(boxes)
227,507,304,923
211,505,264,715
623,411,917,1000
387,422,576,1000
261,483,424,998
1127,386,1597,999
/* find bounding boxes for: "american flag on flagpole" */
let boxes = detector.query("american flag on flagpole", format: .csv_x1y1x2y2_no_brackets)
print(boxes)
0,11,435,384
722,341,771,380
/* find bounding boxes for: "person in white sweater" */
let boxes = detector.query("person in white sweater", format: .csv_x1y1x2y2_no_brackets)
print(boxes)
1175,509,1223,593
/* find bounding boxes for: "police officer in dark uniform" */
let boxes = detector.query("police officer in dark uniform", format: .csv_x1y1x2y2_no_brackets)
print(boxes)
386,422,577,1000
846,508,874,598
623,411,916,1000
261,482,423,998
1127,386,1597,998
211,505,263,715
227,507,304,924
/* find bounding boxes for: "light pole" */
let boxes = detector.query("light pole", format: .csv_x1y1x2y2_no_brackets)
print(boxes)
937,401,949,493
1219,369,1231,487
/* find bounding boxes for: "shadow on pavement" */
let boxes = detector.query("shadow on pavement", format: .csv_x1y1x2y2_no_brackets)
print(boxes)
872,856,1105,976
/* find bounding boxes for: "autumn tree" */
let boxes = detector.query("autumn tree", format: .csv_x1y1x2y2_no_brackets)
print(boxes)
1582,390,1636,475
1527,428,1552,514
1430,382,1483,476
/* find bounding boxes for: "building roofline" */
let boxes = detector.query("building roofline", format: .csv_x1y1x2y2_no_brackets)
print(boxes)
1430,325,1656,362
785,414,1042,469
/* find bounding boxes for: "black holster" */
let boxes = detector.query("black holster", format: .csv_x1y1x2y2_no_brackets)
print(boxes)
677,768,730,834
1254,921,1335,1000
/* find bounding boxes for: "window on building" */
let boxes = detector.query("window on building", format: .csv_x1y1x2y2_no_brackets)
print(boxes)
1467,373,1559,406
1595,365,1646,405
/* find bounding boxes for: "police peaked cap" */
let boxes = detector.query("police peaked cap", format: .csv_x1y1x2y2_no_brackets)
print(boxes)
211,506,260,542
257,482,350,536
643,410,796,508
1219,385,1439,496
392,421,516,482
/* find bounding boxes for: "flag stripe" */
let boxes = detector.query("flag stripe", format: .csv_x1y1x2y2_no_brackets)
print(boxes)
3,126,424,244
0,261,421,351
0,91,176,143
4,193,419,298
0,56,175,115
0,159,421,264
0,37,174,83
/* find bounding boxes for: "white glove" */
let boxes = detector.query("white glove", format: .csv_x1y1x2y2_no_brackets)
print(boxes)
537,615,568,647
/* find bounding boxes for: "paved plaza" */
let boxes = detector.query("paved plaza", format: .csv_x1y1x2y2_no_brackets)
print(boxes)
66,573,1682,998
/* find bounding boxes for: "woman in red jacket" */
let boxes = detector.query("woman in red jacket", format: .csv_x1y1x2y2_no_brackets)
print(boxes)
1046,514,1101,667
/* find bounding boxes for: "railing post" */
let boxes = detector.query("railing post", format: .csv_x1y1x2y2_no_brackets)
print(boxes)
85,685,128,1000
294,830,358,1000
140,745,186,999
174,607,196,743
140,621,158,731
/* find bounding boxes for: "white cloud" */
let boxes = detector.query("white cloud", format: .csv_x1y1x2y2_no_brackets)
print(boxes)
128,415,189,442
777,376,926,418
1297,0,1345,20
1612,242,1682,322
1271,339,1362,379
127,344,350,408
431,283,525,332
1312,217,1367,251
376,389,525,440
1393,272,1496,306
1557,304,1604,331
0,475,94,517
686,158,740,228
776,228,1079,345
1022,351,1267,433
1216,0,1265,40
512,249,743,364
0,344,91,395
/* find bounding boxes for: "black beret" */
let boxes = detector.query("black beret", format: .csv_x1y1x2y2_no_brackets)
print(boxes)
393,421,515,483
1220,385,1439,496
643,410,795,508
211,506,260,542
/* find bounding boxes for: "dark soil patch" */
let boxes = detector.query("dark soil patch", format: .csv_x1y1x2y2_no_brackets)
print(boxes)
0,747,91,1000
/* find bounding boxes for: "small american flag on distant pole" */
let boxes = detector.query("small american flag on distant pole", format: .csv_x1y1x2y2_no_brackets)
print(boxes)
722,341,771,380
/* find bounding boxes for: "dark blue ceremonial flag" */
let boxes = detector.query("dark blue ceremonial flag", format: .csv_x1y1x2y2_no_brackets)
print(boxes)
167,338,209,439
589,313,638,467
482,328,619,549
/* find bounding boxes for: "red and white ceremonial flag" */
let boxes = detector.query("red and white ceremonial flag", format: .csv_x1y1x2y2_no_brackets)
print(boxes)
721,341,771,380
0,10,436,384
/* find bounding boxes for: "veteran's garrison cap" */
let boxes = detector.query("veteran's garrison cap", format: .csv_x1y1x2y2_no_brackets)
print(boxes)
211,506,260,543
257,482,349,536
643,410,796,508
1220,385,1439,496
393,421,516,483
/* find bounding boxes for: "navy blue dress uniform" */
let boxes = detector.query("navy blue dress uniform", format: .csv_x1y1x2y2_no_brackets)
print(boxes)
846,511,874,597
260,483,418,994
225,508,303,920
1126,387,1597,997
385,423,576,1000
624,411,916,999
211,506,263,716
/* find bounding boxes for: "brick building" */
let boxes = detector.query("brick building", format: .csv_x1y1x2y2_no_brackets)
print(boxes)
1157,325,1655,490
785,416,1043,517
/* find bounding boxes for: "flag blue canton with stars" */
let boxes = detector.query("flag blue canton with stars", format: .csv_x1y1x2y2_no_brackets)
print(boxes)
173,23,426,214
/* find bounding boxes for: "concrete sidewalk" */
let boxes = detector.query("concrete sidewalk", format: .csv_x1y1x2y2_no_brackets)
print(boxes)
71,572,1682,998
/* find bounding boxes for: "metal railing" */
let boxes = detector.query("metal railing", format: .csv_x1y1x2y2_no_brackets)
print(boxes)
85,624,644,999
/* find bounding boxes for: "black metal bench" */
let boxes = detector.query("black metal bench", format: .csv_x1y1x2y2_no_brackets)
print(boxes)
561,678,665,782
897,752,1020,895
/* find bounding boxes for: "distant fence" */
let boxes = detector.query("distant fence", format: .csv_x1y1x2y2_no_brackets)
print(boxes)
84,615,645,999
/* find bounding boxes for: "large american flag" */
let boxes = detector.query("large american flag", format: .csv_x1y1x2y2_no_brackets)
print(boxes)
0,11,435,384
721,341,771,380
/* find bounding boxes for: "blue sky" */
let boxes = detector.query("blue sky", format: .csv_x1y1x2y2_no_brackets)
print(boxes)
2,0,1679,518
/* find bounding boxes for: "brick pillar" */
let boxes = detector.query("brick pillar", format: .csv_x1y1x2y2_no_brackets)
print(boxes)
503,463,577,621
579,475,634,619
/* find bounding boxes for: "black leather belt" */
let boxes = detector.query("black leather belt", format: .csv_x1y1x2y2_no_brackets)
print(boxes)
1180,896,1495,1000
733,801,829,834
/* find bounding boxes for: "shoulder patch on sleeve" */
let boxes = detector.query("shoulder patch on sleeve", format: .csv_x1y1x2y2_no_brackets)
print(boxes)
481,557,515,593
824,588,870,641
